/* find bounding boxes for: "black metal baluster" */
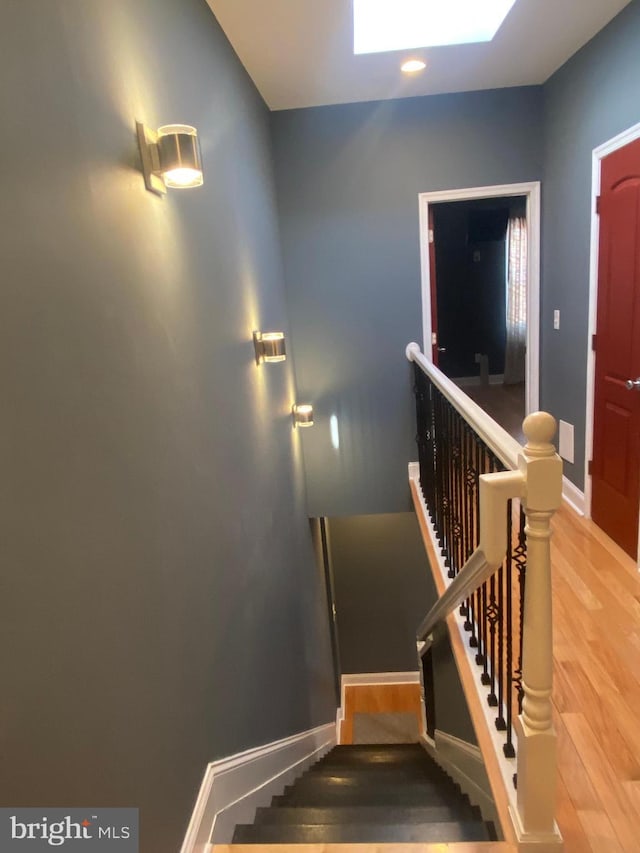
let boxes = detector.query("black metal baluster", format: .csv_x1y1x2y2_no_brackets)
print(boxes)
478,581,488,678
436,393,444,553
503,500,515,756
513,507,527,715
444,402,454,577
460,422,472,621
476,445,489,669
452,411,462,575
486,573,499,707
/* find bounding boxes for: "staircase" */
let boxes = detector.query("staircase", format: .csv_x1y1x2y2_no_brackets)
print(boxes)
232,743,497,844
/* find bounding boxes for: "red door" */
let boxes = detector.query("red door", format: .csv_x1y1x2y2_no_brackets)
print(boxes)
592,137,640,559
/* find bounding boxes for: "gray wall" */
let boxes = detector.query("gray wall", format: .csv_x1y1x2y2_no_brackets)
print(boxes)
328,512,477,744
328,513,435,673
0,2,336,851
542,0,640,489
271,87,543,517
431,633,478,745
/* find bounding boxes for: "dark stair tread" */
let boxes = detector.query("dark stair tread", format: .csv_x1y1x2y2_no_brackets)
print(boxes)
232,820,492,844
271,787,464,807
329,744,425,751
301,769,455,784
281,776,459,794
317,752,429,764
253,804,474,825
306,761,450,773
291,772,452,785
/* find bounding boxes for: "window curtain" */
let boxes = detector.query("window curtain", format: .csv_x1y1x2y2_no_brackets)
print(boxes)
504,215,527,385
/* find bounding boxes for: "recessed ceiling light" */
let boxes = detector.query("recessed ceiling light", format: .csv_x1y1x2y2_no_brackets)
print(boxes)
354,0,518,54
401,59,426,73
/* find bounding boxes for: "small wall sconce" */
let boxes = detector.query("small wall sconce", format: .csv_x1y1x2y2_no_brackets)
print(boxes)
292,404,314,428
136,121,204,196
253,331,286,365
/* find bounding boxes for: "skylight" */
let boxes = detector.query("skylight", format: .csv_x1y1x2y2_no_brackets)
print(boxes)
353,0,518,54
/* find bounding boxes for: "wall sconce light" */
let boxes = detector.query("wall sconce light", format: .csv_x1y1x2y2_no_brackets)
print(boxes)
292,404,314,428
253,331,286,365
136,121,204,196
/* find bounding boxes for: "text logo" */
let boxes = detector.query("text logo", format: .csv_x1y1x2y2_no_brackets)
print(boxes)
0,809,138,851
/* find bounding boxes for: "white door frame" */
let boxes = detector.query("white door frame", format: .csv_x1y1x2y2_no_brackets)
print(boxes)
418,182,541,416
584,121,640,544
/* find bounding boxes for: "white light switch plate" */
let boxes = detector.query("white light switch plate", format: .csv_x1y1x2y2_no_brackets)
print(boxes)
553,310,560,330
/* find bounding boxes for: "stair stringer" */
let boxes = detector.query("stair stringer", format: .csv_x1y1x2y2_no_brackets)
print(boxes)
420,729,499,832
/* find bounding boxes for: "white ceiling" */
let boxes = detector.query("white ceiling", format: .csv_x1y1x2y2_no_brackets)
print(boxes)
206,0,631,111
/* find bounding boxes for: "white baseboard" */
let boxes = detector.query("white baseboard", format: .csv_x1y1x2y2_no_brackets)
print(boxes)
341,671,420,687
420,730,500,832
562,475,585,516
337,672,421,742
180,721,336,853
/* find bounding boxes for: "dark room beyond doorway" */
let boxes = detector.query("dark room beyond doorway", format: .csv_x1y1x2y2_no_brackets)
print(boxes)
430,195,527,442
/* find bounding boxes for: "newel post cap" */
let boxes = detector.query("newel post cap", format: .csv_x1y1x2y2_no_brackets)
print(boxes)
523,412,557,458
521,411,563,510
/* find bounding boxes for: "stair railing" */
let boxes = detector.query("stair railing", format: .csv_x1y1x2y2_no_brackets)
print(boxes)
406,342,563,848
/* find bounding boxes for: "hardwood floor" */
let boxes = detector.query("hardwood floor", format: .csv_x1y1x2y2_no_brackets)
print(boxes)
217,844,514,853
455,382,526,443
551,504,640,852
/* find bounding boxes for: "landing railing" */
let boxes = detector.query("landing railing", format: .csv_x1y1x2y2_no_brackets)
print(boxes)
406,342,563,848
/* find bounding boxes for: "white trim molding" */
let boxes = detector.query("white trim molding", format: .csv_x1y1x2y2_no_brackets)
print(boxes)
585,121,640,540
418,182,541,417
562,475,585,516
180,722,336,853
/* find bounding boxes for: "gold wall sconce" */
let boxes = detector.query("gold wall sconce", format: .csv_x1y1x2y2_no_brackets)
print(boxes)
136,122,203,195
253,331,286,365
292,404,314,428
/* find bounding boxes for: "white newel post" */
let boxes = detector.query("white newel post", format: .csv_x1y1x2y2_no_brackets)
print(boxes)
513,412,563,843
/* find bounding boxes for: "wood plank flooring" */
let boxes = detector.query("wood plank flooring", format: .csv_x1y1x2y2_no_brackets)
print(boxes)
454,383,525,444
551,504,640,852
215,844,514,853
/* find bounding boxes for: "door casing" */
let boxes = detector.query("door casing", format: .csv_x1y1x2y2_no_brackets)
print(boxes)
586,120,640,564
418,182,541,417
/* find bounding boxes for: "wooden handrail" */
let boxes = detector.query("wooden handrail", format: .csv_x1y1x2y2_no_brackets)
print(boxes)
406,341,522,471
417,548,490,641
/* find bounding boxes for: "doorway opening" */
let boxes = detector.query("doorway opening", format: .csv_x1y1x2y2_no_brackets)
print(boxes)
419,182,541,441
